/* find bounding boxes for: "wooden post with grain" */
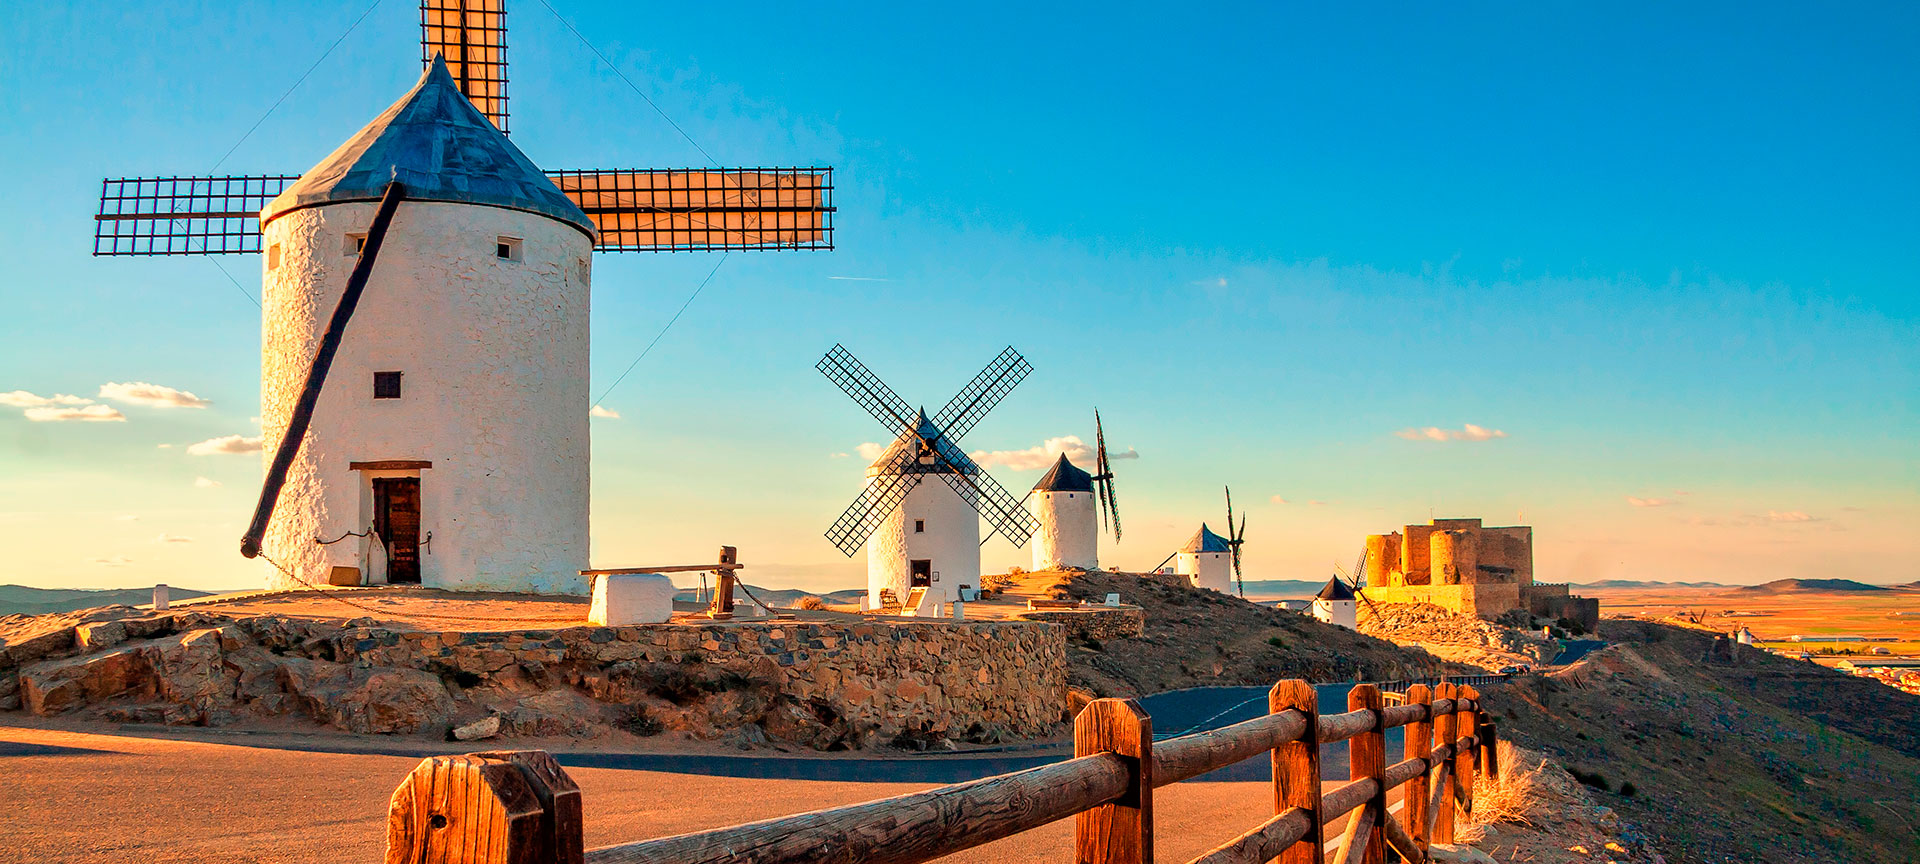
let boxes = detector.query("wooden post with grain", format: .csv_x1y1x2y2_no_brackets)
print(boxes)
1431,683,1457,844
1456,686,1479,821
1271,680,1322,864
1075,698,1153,864
1402,683,1433,856
385,750,583,864
1335,684,1386,864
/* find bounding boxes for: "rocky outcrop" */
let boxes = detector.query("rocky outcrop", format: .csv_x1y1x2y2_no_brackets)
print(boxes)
3,609,1067,750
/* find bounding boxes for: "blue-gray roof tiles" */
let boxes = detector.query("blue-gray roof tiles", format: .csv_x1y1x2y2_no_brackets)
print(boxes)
260,56,594,239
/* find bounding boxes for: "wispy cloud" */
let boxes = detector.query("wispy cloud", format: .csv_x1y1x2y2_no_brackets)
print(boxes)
1626,496,1675,508
1766,510,1819,523
1270,495,1290,504
187,434,263,455
26,405,125,422
193,476,222,488
1395,423,1508,442
99,381,210,409
827,276,891,282
589,404,621,419
854,442,887,461
968,435,1141,471
89,556,133,567
155,533,194,544
0,390,93,408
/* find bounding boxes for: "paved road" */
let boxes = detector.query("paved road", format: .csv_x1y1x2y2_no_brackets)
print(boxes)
1553,639,1608,665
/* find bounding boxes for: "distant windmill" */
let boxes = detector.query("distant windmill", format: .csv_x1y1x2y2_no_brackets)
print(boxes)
817,344,1037,615
1028,409,1124,571
1224,486,1249,597
89,1,835,593
1154,486,1244,595
1335,548,1384,618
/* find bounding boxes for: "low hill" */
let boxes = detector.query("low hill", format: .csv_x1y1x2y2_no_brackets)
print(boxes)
1234,579,1330,597
1728,578,1887,594
1574,579,1731,589
1047,570,1470,697
0,584,218,617
669,585,862,608
1486,620,1920,863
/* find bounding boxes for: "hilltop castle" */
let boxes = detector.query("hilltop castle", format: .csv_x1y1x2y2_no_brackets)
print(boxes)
1360,517,1597,630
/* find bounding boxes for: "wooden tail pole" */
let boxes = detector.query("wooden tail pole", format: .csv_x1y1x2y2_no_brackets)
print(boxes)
385,749,582,864
1270,680,1322,864
712,545,738,616
241,180,407,561
1075,698,1153,864
1402,683,1433,856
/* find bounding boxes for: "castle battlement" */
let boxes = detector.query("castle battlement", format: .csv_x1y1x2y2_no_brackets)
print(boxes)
1360,518,1597,629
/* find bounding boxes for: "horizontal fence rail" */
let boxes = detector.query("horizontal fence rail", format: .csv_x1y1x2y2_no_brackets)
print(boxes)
382,680,1497,864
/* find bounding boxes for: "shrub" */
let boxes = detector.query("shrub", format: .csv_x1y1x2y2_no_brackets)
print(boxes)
1267,636,1288,649
794,596,828,611
1568,767,1611,792
1470,741,1545,827
1619,781,1638,798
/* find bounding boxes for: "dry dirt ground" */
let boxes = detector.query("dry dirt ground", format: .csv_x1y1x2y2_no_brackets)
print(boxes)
1484,620,1920,864
1581,584,1920,644
1356,602,1557,672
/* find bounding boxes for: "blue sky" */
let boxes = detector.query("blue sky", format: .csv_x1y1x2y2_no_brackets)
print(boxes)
1,1,1915,591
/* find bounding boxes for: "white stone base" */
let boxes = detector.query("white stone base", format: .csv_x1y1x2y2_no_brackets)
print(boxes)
588,573,676,626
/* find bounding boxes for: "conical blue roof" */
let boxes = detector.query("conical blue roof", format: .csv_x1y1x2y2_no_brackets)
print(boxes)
1181,523,1231,553
1033,453,1094,492
866,409,978,476
260,57,594,238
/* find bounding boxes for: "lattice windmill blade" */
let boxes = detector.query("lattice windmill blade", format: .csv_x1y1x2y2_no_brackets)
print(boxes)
1093,408,1122,541
817,343,919,434
421,0,509,133
92,175,298,256
930,346,1031,443
823,451,925,556
1352,549,1369,589
936,468,1039,547
550,168,834,252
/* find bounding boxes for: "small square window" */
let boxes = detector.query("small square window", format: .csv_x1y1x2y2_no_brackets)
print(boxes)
496,236,523,261
373,371,403,399
267,244,282,270
345,233,367,256
914,520,926,533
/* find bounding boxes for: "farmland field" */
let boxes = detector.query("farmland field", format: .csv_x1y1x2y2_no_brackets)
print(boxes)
1582,584,1920,645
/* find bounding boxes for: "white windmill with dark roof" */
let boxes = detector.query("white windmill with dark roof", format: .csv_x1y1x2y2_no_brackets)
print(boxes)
816,345,1038,616
1313,575,1358,629
1157,487,1248,595
90,3,834,593
1027,410,1123,572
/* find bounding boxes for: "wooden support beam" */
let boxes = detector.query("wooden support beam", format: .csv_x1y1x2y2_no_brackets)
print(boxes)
1402,683,1433,857
1381,810,1426,864
1153,709,1309,786
385,749,582,864
1431,684,1457,844
1270,680,1322,864
1075,698,1153,864
1424,764,1450,839
1334,805,1376,864
1183,808,1312,864
1346,684,1387,864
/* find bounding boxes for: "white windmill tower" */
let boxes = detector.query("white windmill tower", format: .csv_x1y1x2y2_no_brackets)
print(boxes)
1312,576,1358,629
1156,487,1248,594
817,345,1038,616
90,3,834,593
1028,410,1123,572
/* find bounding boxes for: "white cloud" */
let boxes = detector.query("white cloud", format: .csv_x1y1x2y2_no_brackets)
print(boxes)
1766,510,1817,523
1395,423,1508,442
0,390,93,408
26,405,126,422
1626,496,1675,508
187,434,264,455
829,452,851,459
1270,495,1290,504
589,404,621,419
98,381,210,409
194,476,222,488
968,435,1141,471
89,556,133,567
854,442,887,461
155,533,194,544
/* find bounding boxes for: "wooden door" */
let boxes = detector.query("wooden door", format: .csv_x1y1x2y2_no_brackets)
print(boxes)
373,478,422,584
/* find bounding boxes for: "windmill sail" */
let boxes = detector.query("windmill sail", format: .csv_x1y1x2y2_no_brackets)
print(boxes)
1093,409,1121,540
421,0,509,132
550,168,834,251
92,175,297,255
931,346,1032,442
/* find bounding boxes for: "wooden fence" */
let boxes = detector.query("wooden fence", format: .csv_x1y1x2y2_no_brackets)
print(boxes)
382,681,1494,864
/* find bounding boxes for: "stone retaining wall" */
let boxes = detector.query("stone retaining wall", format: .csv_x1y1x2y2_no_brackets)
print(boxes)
1017,606,1145,641
1,609,1068,750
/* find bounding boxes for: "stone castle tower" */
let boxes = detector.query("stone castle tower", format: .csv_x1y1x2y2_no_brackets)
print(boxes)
255,59,595,594
1028,453,1098,571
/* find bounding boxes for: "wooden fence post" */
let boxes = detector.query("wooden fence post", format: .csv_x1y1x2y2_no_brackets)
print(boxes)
1481,720,1500,780
385,750,582,864
1402,683,1433,856
1270,680,1322,864
1431,684,1456,844
1456,686,1479,823
1075,698,1154,864
1338,684,1386,864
